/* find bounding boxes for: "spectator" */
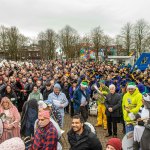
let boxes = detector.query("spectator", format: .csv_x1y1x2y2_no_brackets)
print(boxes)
106,138,122,150
105,84,121,137
29,109,58,150
62,81,70,114
0,97,20,143
122,82,142,133
69,80,78,117
2,85,17,106
43,83,53,100
95,80,109,130
73,81,90,122
133,93,150,150
28,86,43,102
47,83,68,128
21,99,38,137
67,115,102,150
0,76,6,94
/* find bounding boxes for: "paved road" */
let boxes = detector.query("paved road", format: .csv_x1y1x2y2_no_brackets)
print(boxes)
62,114,124,150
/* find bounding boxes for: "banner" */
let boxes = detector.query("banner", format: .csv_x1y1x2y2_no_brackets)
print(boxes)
80,49,95,60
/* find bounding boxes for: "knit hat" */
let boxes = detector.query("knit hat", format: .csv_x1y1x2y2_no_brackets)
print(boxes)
38,110,50,119
0,137,25,150
106,138,122,150
127,82,136,89
99,80,105,84
54,83,61,89
80,81,88,88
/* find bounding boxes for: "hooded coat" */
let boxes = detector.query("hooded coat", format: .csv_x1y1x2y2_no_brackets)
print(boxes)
122,88,142,123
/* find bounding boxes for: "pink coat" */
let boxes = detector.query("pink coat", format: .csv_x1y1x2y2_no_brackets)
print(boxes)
0,105,21,143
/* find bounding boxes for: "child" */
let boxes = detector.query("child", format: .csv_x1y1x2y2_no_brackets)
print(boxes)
106,138,122,150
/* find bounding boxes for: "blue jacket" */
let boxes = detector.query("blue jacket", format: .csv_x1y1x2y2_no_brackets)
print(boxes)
73,87,90,111
69,86,77,101
46,92,68,116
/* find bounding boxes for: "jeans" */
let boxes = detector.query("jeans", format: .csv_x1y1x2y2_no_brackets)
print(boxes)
125,124,134,134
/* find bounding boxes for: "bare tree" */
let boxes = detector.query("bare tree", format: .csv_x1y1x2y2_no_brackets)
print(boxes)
142,36,150,52
38,32,47,60
18,34,29,47
45,29,57,60
121,23,133,55
102,34,113,57
81,34,92,49
38,29,57,60
7,26,19,60
133,19,150,58
91,26,103,60
59,25,79,59
0,26,9,58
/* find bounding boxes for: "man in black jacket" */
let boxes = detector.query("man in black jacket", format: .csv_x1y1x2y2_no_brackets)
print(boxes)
67,115,102,150
105,84,121,137
43,83,53,100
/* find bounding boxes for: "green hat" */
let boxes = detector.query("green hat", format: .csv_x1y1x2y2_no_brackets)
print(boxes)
81,81,88,87
99,80,105,84
127,82,136,89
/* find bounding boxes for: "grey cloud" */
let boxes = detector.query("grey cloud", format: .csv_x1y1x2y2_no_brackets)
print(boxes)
0,0,150,38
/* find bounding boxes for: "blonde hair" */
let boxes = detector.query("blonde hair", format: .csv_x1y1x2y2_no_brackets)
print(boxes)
1,97,13,109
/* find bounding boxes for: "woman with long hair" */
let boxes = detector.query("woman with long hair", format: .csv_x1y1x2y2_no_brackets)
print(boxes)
0,97,20,143
2,85,17,106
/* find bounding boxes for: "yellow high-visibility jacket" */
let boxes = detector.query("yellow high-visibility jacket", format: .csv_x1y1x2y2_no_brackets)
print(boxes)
122,88,142,123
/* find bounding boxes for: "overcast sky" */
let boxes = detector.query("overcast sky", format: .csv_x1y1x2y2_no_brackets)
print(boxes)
0,0,150,38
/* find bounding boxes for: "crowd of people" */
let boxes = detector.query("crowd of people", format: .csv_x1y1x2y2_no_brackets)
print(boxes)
0,59,149,150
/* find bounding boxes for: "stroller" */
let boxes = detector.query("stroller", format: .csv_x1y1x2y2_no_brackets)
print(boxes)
88,90,98,116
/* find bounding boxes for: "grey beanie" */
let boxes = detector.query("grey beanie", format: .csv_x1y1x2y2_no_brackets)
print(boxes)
54,83,61,89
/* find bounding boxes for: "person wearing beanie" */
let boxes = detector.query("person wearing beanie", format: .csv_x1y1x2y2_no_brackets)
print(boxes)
122,82,142,133
29,109,58,150
46,83,68,128
106,138,122,150
73,80,90,122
